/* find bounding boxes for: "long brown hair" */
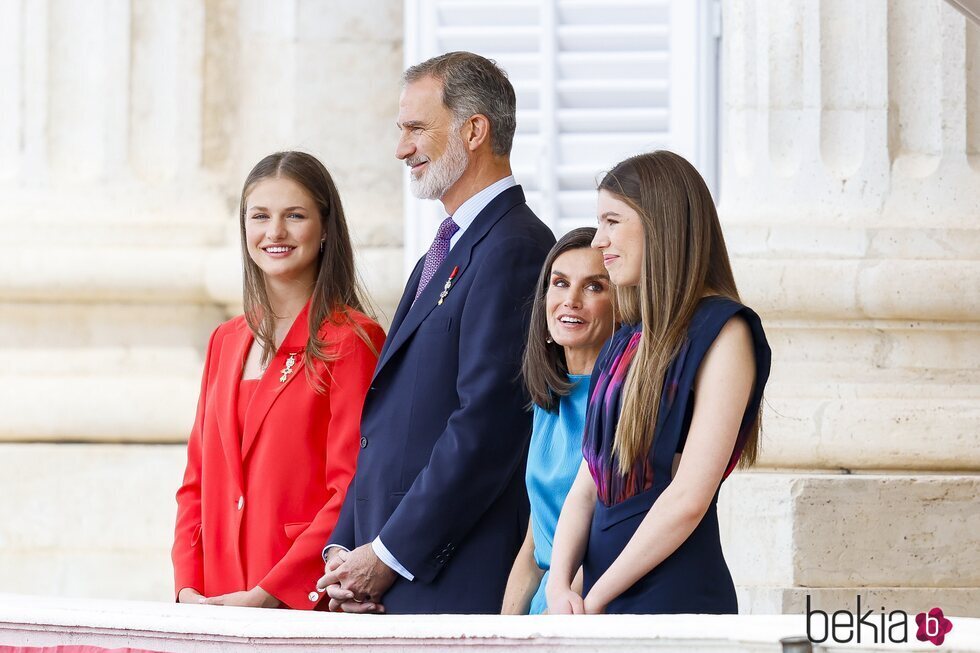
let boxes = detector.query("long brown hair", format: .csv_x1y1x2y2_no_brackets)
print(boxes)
523,227,609,412
598,151,759,473
239,152,376,387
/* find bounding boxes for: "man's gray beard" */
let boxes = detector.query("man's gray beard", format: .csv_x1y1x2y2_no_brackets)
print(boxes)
410,131,469,200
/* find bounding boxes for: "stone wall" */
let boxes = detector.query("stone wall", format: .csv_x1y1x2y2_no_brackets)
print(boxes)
717,0,980,615
0,0,404,598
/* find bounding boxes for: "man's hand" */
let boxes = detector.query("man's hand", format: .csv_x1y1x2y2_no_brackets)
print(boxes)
336,544,397,608
203,586,280,608
337,543,398,602
317,546,390,613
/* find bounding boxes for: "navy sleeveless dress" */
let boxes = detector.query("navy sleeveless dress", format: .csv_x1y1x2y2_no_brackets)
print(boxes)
581,296,771,614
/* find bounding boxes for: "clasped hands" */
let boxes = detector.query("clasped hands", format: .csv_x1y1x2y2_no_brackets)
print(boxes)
545,582,606,615
316,544,397,613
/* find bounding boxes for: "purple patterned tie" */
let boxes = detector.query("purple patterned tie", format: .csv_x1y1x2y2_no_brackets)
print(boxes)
415,216,460,301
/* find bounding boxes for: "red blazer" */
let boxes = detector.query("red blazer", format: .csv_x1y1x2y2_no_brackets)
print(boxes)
172,303,385,609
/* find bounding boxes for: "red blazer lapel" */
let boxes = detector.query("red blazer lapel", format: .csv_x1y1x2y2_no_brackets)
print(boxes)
241,302,311,461
214,321,250,494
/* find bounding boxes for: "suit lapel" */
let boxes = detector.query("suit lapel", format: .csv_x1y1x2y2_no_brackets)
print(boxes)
240,302,311,461
374,186,527,377
370,257,424,384
214,323,250,493
388,258,425,349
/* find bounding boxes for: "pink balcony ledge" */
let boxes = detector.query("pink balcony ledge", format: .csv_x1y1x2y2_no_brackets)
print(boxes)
1,593,979,652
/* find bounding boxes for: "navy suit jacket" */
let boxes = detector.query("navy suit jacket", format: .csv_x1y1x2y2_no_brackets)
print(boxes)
329,185,555,613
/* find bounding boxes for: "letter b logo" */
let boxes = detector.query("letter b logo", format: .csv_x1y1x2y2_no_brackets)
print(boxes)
916,607,953,646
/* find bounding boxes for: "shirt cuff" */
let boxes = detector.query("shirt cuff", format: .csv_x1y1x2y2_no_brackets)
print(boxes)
322,543,350,564
372,536,414,581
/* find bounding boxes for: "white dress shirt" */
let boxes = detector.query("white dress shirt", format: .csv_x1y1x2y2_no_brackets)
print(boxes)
447,175,516,250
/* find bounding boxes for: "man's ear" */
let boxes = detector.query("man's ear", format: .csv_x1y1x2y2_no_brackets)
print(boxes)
463,114,491,152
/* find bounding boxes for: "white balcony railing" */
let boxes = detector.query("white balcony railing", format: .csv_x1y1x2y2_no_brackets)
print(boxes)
2,593,979,652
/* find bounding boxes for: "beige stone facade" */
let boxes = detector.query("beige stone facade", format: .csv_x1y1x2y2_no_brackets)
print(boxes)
0,0,977,618
718,0,980,615
0,0,404,598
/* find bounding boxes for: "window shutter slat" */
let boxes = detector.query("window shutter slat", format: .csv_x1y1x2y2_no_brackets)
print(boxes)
404,0,717,271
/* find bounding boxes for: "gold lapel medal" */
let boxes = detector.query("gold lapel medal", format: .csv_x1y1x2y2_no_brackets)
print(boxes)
438,266,460,306
279,352,297,383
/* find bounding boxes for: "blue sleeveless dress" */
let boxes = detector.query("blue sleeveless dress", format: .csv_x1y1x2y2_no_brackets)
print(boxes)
526,374,590,614
581,296,771,614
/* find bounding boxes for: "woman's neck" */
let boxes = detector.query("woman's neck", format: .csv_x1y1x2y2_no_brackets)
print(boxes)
265,279,314,333
564,345,601,376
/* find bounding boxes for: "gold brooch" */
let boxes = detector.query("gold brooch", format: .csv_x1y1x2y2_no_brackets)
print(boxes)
279,352,297,383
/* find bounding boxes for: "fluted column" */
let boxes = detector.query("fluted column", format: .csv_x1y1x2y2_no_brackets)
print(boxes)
0,0,403,600
718,0,980,616
721,0,980,471
0,0,405,444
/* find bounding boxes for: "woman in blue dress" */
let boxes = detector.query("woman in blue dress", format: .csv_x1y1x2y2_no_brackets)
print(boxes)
500,227,615,614
547,151,771,615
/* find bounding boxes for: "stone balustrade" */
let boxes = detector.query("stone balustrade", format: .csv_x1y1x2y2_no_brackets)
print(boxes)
2,593,979,651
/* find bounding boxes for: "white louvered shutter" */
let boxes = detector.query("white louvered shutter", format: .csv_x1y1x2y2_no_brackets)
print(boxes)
403,0,720,273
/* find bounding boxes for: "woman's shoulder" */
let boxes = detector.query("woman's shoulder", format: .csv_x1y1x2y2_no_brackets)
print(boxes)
318,306,386,350
690,296,762,336
329,305,382,329
210,314,249,342
196,316,249,368
688,296,770,369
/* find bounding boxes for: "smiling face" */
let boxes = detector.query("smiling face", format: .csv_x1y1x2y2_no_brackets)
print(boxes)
593,189,645,287
545,247,614,362
243,176,323,286
396,76,469,200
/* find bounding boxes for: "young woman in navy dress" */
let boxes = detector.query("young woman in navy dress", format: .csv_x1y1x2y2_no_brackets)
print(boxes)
546,151,771,615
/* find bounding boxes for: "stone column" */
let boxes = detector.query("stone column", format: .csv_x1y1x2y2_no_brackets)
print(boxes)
0,0,403,599
230,0,405,312
718,0,980,614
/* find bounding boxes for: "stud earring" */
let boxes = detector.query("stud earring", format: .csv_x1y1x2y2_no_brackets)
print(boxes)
545,335,553,344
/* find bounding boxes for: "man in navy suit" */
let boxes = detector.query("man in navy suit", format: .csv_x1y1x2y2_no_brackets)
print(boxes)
316,51,555,614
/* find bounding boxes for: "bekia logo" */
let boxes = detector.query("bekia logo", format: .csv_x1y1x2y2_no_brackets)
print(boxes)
806,595,954,646
916,607,954,646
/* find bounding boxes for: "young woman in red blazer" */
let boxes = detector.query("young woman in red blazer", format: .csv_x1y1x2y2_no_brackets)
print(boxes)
172,151,385,610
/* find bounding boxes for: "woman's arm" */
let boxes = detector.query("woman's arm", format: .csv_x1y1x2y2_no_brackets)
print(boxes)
500,517,544,614
172,328,219,601
583,316,756,614
546,460,597,614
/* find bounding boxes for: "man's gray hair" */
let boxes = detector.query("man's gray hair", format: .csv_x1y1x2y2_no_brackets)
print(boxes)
403,51,517,157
